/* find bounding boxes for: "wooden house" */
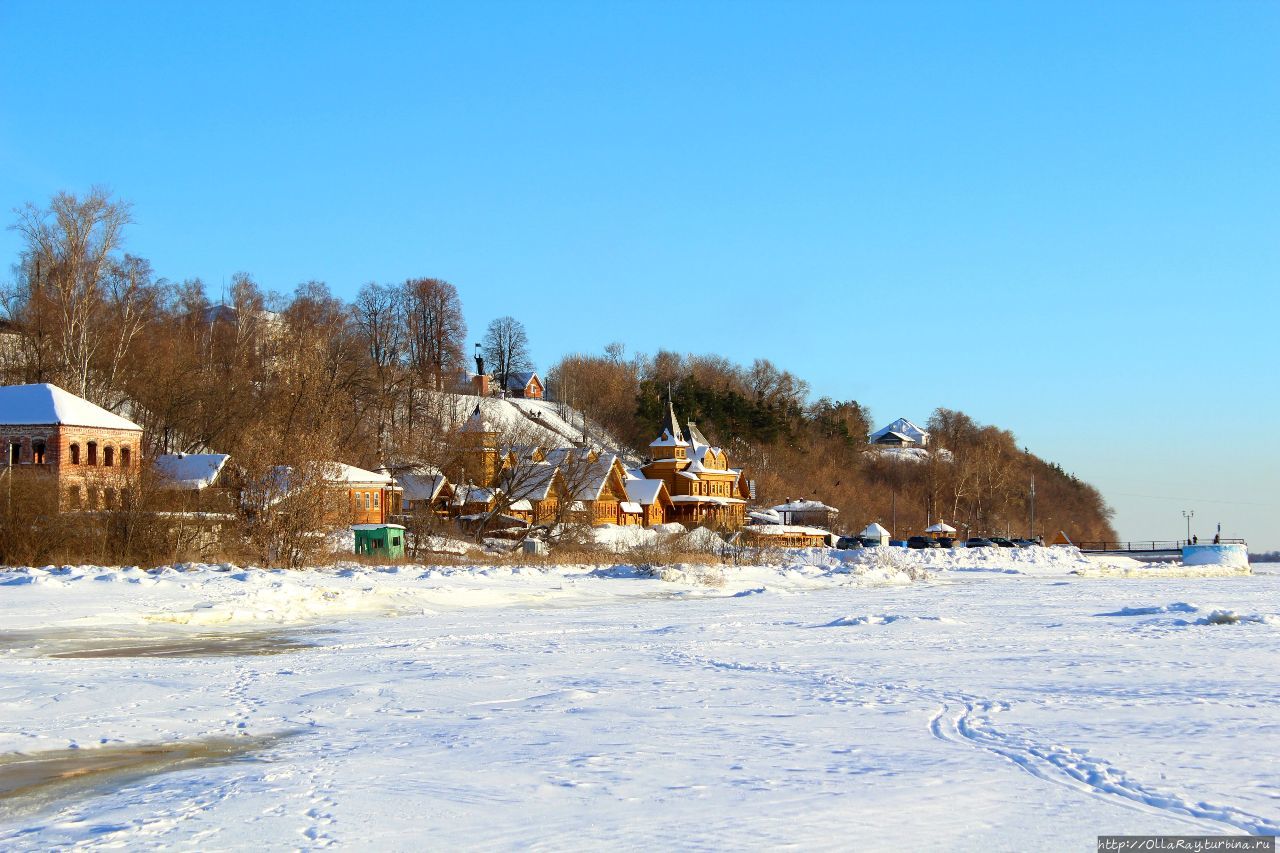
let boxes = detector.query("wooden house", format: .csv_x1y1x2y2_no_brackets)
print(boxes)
325,463,403,525
771,499,839,530
623,474,672,527
395,466,454,517
741,524,832,549
639,403,748,530
0,383,143,510
870,418,930,448
504,371,544,399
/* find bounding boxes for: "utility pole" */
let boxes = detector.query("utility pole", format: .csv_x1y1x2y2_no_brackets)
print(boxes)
1029,475,1036,539
891,490,897,540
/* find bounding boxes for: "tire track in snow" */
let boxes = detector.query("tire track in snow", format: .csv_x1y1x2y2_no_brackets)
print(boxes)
931,701,1280,836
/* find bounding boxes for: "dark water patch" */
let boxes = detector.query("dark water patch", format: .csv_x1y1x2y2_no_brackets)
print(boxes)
0,732,296,821
0,627,325,658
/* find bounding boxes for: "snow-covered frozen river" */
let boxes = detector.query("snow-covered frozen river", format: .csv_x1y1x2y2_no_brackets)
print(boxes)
1,551,1277,850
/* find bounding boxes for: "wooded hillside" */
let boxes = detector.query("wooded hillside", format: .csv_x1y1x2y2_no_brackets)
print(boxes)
2,189,1116,543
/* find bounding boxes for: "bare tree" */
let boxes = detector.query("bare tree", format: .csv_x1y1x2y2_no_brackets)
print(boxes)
481,315,533,396
8,188,134,398
403,277,466,390
351,282,405,456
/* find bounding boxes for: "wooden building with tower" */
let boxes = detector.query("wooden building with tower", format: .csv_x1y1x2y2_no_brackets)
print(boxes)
639,402,748,529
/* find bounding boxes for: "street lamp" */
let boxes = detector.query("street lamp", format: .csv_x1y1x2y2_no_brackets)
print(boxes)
1182,509,1195,543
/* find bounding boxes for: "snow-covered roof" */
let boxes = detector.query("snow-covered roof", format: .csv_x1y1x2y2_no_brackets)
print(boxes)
745,524,831,537
624,478,667,506
619,501,642,514
649,428,689,448
154,453,230,490
506,462,560,501
505,371,538,392
860,522,891,538
323,462,395,486
924,521,957,533
395,466,450,502
772,499,838,514
870,418,929,445
650,401,689,447
0,383,141,431
566,453,622,501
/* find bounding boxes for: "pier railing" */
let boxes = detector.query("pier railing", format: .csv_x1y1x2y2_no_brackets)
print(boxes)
1077,538,1246,553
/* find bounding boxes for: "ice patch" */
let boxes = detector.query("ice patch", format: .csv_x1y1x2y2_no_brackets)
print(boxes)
1095,603,1199,617
824,614,960,627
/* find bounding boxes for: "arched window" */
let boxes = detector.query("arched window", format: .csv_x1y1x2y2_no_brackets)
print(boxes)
87,486,99,509
373,492,380,509
70,443,81,465
32,441,46,464
104,446,115,467
120,447,131,468
365,492,372,510
68,486,82,508
88,442,98,465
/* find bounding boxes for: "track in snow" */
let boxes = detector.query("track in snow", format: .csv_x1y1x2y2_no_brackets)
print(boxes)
929,701,1280,836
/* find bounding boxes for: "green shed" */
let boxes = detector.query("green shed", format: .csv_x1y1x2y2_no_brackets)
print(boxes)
353,523,406,559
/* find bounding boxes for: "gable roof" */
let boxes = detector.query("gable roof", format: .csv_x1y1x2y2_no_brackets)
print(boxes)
0,383,141,431
506,462,562,502
395,466,451,502
324,462,396,486
505,371,539,391
869,418,929,445
624,477,671,507
154,453,230,490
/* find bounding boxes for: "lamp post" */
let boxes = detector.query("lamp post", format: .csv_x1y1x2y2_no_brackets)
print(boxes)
1182,509,1195,544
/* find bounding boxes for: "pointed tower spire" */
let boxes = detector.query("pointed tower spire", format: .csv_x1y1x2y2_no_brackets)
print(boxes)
661,399,685,445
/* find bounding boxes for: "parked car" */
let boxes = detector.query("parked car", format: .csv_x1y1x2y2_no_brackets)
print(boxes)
965,537,995,548
907,536,941,549
935,537,956,548
835,536,864,550
1012,538,1038,547
988,536,1017,548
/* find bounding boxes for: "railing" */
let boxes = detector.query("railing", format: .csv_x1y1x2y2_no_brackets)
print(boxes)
1077,539,1246,552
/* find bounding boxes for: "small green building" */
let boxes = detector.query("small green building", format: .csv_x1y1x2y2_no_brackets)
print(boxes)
353,523,406,559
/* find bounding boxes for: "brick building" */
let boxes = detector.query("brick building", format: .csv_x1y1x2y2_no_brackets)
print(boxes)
0,383,143,509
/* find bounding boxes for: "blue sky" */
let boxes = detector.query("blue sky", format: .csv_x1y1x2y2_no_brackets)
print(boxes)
2,1,1277,548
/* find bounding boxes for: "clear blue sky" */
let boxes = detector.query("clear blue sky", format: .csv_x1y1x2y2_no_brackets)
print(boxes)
2,1,1277,548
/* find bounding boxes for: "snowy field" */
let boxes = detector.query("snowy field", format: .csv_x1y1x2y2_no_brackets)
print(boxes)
1,549,1278,850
